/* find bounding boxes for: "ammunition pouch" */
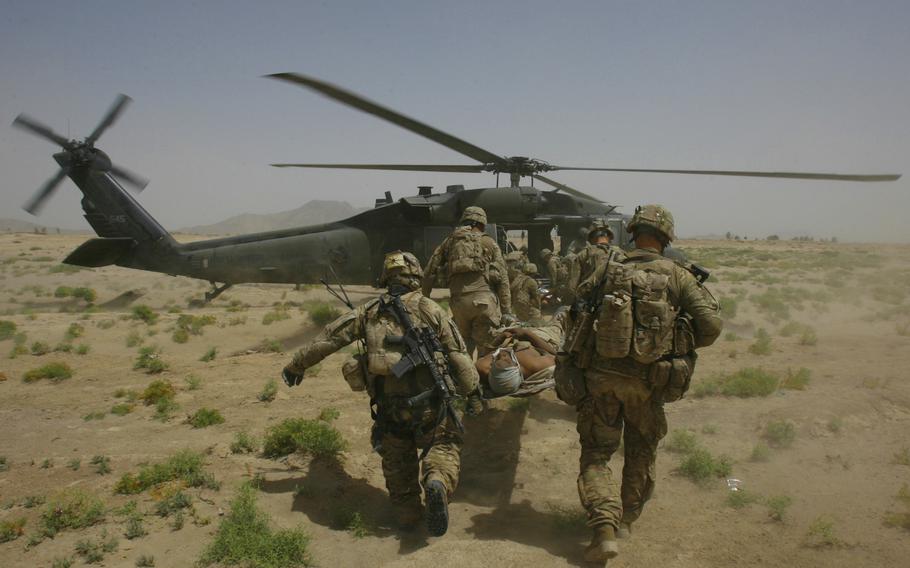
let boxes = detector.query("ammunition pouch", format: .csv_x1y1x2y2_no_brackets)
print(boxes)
342,353,370,393
554,352,588,406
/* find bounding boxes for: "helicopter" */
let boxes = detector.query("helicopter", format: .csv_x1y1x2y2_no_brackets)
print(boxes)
11,73,900,303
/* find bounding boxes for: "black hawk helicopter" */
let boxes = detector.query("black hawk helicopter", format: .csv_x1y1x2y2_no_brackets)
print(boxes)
12,73,900,302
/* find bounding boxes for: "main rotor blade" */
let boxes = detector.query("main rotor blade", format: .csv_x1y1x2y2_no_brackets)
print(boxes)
267,73,505,166
548,166,901,182
271,163,486,173
12,114,71,148
86,94,131,145
109,164,149,191
532,174,604,203
24,168,68,215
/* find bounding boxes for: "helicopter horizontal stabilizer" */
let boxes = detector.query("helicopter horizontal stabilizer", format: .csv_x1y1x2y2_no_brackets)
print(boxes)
63,237,136,268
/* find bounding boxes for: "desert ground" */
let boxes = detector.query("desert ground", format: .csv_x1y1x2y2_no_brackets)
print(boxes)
1,233,909,568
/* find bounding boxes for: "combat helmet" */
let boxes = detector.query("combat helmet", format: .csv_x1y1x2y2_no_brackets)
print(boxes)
540,248,553,260
379,250,423,289
460,206,487,226
524,262,539,276
587,219,614,242
627,204,675,243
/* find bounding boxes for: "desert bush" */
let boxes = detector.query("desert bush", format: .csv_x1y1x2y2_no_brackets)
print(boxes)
827,417,843,434
318,407,340,422
262,417,348,461
176,314,217,336
54,342,74,353
195,347,216,363
65,323,85,340
136,554,156,567
0,517,26,543
724,332,739,342
748,328,772,355
805,516,843,547
750,442,771,462
131,305,158,325
68,458,81,470
184,374,202,390
126,330,143,347
718,297,738,319
726,489,761,509
750,291,790,321
766,495,793,521
258,379,278,402
258,338,284,353
40,489,105,534
307,303,341,327
780,367,811,391
134,346,168,374
798,329,818,346
262,308,291,326
97,319,116,330
172,327,189,344
332,508,371,538
0,319,16,340
664,429,699,454
883,484,910,531
124,515,147,539
231,431,259,454
154,397,180,422
189,408,225,428
90,455,111,475
83,411,106,421
31,340,51,355
198,483,312,567
693,367,779,398
763,420,796,448
0,455,8,471
75,344,90,355
110,403,134,416
141,379,176,405
23,362,73,383
677,448,733,483
114,450,216,494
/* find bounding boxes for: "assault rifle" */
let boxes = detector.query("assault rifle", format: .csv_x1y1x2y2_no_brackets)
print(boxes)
381,291,464,434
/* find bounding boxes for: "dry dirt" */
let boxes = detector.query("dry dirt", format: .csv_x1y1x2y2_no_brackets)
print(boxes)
0,233,909,567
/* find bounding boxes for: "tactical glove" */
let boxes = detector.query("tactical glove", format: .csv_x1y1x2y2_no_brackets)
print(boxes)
282,366,304,387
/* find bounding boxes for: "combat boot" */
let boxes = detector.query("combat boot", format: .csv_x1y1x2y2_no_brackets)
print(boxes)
616,521,633,539
584,525,619,564
424,479,449,537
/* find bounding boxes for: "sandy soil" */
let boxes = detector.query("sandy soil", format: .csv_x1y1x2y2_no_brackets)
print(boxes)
0,233,909,567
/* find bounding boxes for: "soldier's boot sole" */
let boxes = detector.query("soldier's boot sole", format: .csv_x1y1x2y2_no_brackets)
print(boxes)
584,526,619,564
425,480,449,537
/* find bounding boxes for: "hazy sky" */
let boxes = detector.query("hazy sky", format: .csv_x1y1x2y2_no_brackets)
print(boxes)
1,1,907,242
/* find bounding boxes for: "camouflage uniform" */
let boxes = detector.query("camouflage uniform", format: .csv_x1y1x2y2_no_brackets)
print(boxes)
422,207,512,355
510,263,542,323
573,206,722,550
285,252,478,533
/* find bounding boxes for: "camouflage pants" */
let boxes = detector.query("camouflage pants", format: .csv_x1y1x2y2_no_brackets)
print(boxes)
373,407,464,513
576,368,667,529
451,290,501,356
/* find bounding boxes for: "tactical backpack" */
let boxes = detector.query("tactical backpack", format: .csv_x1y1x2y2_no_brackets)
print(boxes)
594,256,678,364
446,227,488,278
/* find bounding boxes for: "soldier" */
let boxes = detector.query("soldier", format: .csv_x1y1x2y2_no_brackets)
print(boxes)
567,226,590,255
281,251,479,537
509,262,542,323
568,205,722,564
422,206,513,355
565,220,618,305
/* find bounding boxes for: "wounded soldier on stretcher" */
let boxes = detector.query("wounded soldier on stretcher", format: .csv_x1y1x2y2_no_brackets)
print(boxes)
475,310,568,398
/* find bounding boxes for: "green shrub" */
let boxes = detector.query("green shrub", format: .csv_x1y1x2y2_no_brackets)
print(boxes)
231,431,259,454
141,379,176,405
75,344,90,355
176,314,216,336
262,309,291,326
124,516,147,539
694,367,779,398
136,554,156,567
54,342,73,353
333,509,371,538
189,408,225,428
134,346,168,374
200,347,217,362
308,303,341,327
763,420,796,448
24,495,46,508
678,448,733,483
766,495,792,521
726,490,761,509
83,411,106,421
114,450,216,494
184,374,202,390
718,297,738,319
780,368,811,391
262,417,348,461
154,397,179,422
664,429,699,454
0,320,16,340
198,483,312,567
317,407,340,422
40,489,105,534
750,443,771,462
258,379,278,402
258,338,284,353
805,516,843,547
97,319,116,330
172,327,189,344
23,362,73,383
90,455,111,475
798,329,818,346
111,403,134,416
827,417,843,434
30,340,51,355
0,517,26,543
65,323,85,339
748,328,772,355
0,455,7,471
724,332,739,342
131,305,158,325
